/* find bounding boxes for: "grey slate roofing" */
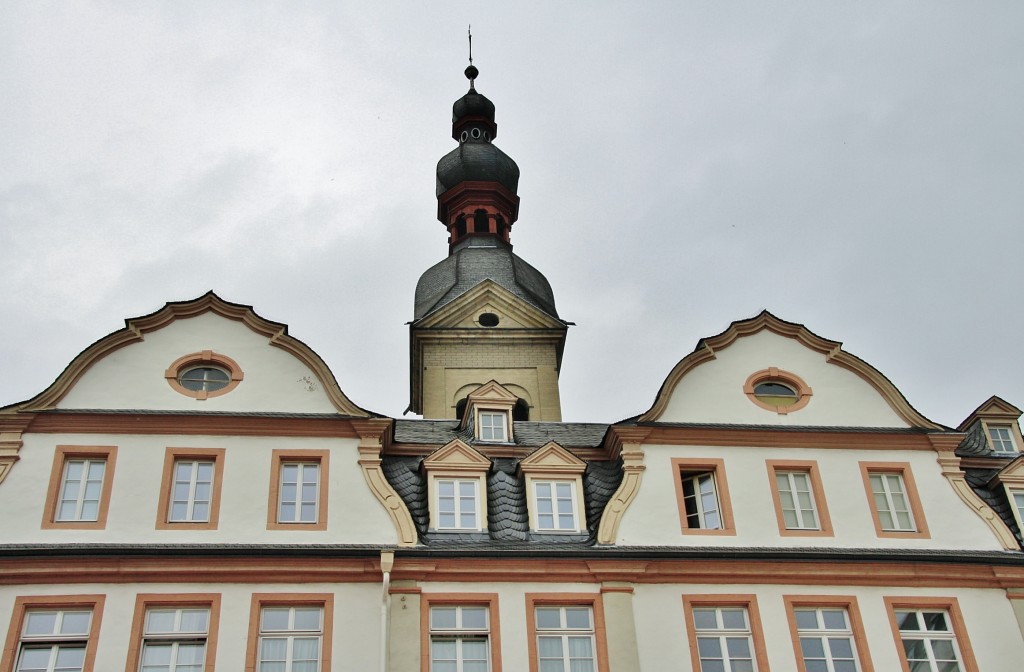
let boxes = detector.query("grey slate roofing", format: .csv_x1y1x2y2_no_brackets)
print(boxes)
381,451,623,546
963,466,1022,546
413,237,560,320
436,141,519,197
394,419,608,448
957,420,995,457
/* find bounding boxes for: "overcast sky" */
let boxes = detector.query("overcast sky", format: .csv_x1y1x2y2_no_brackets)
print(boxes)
2,2,1022,427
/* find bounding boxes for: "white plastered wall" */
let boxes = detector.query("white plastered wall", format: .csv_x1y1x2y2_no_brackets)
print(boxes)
632,583,1024,671
659,330,912,427
57,312,340,413
0,582,381,671
2,432,397,544
616,443,1005,550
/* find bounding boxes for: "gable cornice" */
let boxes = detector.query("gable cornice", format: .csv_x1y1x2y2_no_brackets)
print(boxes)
636,310,942,429
2,292,371,418
413,279,566,331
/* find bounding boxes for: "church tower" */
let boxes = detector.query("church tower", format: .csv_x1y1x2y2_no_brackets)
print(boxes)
409,63,568,421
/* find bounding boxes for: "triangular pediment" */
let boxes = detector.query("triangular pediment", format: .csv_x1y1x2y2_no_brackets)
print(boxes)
520,441,587,474
423,439,492,472
993,455,1024,486
414,280,565,331
468,381,519,404
959,396,1023,430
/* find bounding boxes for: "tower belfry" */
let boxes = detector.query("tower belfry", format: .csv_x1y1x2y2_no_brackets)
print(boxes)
408,60,568,421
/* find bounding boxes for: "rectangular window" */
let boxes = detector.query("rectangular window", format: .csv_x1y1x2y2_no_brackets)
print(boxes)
533,481,578,531
671,459,735,535
988,425,1017,454
784,596,871,672
526,595,607,672
267,451,329,530
859,462,929,539
259,607,323,671
1012,490,1024,527
478,413,508,442
42,446,117,530
436,479,479,530
767,461,833,537
126,594,221,672
3,596,104,672
429,605,490,672
157,448,225,529
683,596,769,672
885,600,980,672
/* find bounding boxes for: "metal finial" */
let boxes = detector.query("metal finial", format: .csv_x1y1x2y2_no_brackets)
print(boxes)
464,25,479,90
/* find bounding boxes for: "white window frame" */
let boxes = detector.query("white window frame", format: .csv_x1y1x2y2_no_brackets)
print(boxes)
894,609,965,672
793,607,860,672
428,605,491,672
988,425,1017,455
435,478,480,531
681,472,722,530
691,606,757,672
869,472,916,532
776,471,819,530
532,480,579,532
477,412,508,443
534,606,596,672
15,609,93,672
168,460,214,523
277,462,320,524
56,459,106,522
139,606,210,672
257,605,323,672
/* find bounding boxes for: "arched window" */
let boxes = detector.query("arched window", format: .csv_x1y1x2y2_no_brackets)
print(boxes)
474,210,490,234
514,399,530,421
456,215,467,239
455,398,468,421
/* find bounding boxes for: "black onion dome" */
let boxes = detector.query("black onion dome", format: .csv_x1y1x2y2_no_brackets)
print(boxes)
414,237,558,320
453,90,496,124
436,143,520,196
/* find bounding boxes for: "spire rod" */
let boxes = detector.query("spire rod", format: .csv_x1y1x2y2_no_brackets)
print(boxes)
464,26,479,91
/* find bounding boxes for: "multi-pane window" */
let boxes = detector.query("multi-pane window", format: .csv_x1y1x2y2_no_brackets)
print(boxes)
56,459,106,522
988,426,1017,454
15,609,92,672
1012,491,1024,527
534,606,596,672
278,463,320,524
169,461,214,523
437,479,479,530
681,472,722,530
894,609,965,672
139,607,210,672
429,605,490,672
794,608,859,672
869,472,915,532
257,606,323,672
533,481,578,531
691,606,757,672
478,413,507,442
776,471,819,530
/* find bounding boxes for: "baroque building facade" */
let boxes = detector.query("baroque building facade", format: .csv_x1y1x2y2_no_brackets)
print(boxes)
2,64,1024,672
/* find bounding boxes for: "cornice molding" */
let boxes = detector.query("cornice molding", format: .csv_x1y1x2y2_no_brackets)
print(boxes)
353,419,417,547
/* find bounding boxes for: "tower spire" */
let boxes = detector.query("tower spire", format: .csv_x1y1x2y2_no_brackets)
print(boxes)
466,25,478,91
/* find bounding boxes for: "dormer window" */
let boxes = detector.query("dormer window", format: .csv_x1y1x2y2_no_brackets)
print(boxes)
989,425,1017,455
423,440,491,534
478,412,508,442
519,442,587,535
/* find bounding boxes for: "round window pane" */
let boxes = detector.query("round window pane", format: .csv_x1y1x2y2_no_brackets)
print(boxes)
478,313,500,327
179,366,230,392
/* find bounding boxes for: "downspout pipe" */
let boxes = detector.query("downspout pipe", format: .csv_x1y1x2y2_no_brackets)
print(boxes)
380,550,395,672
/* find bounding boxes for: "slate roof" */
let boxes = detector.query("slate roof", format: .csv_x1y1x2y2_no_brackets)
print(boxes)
413,237,560,320
394,419,608,449
957,420,995,457
381,451,623,546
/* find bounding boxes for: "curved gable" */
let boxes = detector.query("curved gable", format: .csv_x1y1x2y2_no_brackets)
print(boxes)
639,311,941,429
7,292,370,416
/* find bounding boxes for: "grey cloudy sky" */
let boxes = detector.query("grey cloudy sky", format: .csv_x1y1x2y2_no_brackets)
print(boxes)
2,2,1022,427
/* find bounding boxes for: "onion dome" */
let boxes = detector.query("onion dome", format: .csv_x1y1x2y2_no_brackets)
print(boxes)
435,65,521,253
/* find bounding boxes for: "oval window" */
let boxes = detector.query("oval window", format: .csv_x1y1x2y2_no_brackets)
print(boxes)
178,366,231,393
752,381,798,407
478,313,500,327
743,368,812,414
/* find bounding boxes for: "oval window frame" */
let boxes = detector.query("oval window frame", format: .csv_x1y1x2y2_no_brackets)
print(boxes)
743,367,812,414
165,350,244,400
